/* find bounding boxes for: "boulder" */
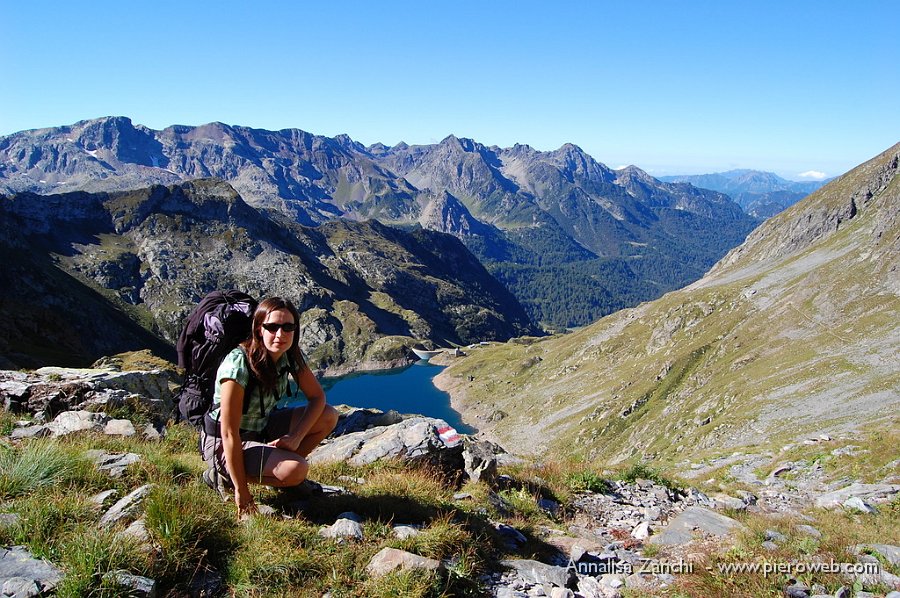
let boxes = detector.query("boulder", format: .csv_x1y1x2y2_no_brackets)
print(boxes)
650,506,744,545
99,484,154,528
308,416,462,466
0,546,63,596
0,368,174,423
86,450,142,478
329,406,406,436
47,410,108,436
814,483,900,509
500,559,572,589
318,512,364,541
103,571,157,597
366,547,443,577
462,438,500,483
392,525,421,540
854,544,900,566
104,419,137,436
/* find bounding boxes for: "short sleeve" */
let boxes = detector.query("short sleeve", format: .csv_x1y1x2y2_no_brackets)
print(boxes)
217,348,251,389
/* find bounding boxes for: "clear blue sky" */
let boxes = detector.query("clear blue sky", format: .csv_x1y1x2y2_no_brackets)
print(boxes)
2,0,897,179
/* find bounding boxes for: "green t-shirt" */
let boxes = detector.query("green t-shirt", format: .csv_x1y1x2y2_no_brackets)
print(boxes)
209,348,293,432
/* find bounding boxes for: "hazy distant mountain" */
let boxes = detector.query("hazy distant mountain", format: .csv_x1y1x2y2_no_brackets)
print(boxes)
659,169,831,218
0,117,759,328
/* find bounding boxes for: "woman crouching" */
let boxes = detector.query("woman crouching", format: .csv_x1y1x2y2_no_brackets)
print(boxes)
201,297,339,520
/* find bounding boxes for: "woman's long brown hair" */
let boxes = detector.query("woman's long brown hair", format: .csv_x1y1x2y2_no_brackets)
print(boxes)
241,297,306,395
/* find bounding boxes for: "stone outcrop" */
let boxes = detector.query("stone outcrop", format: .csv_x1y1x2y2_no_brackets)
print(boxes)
0,367,174,424
0,546,63,597
308,415,463,467
366,547,443,577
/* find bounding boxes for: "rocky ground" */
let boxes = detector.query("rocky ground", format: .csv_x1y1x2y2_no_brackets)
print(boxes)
0,365,898,597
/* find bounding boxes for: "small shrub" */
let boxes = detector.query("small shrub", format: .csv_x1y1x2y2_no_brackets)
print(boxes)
618,462,680,491
566,470,611,493
498,487,543,520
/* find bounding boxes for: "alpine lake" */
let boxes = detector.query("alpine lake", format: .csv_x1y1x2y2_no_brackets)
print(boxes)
283,361,476,435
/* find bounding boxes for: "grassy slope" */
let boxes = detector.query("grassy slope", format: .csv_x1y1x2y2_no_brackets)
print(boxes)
437,143,900,467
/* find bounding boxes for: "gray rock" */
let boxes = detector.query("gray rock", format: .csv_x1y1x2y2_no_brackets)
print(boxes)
650,506,745,545
118,519,151,544
0,514,20,530
854,543,900,566
392,525,420,540
842,496,878,514
330,406,406,436
538,498,560,517
99,484,154,528
47,410,108,436
784,581,810,597
308,416,463,466
494,522,528,549
366,547,443,577
761,541,779,551
576,575,619,598
90,489,119,508
5,368,174,422
501,559,571,588
550,588,574,598
103,571,157,597
2,576,41,598
630,522,650,540
319,513,364,541
143,423,163,440
10,425,50,440
765,529,787,543
0,546,63,596
796,524,822,538
104,419,137,436
884,592,900,598
712,493,748,511
462,438,500,483
814,483,900,509
86,450,142,478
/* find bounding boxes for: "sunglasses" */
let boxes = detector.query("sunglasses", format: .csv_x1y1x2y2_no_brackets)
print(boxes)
261,322,297,333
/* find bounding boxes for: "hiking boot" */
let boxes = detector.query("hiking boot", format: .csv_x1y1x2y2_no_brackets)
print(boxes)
202,466,233,502
280,479,324,499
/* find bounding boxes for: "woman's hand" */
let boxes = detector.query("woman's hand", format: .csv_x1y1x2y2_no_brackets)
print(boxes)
267,434,303,452
236,486,258,521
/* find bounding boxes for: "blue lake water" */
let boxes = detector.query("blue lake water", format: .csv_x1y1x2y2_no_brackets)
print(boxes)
303,362,476,434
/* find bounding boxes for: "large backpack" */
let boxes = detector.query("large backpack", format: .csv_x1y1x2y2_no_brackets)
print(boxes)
175,290,258,427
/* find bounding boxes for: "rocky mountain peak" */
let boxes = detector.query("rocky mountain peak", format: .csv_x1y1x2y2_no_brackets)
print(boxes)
418,190,490,237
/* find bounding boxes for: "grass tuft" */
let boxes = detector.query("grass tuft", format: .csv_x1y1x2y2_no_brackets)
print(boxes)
0,441,80,499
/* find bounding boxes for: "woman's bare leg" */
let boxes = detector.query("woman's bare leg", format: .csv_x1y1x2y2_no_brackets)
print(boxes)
290,404,340,457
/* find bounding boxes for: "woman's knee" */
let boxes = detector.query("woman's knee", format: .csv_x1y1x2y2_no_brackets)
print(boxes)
275,457,308,486
320,404,339,431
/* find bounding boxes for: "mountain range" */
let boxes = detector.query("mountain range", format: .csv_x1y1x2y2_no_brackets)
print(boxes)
0,117,760,328
0,179,536,371
436,142,900,463
659,169,831,218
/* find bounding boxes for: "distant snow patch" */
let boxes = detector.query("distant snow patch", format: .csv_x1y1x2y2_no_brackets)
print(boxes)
797,170,827,180
86,149,100,158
